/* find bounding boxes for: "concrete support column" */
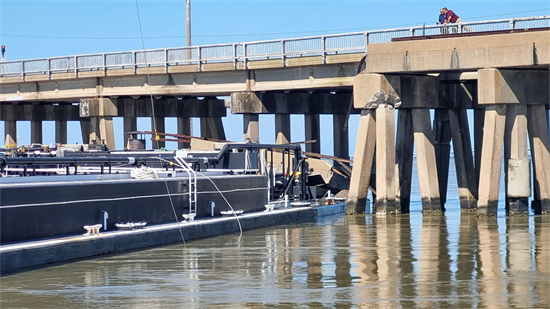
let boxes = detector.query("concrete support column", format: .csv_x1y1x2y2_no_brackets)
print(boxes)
433,109,452,211
243,114,259,143
347,110,376,214
474,108,485,185
177,116,191,149
200,117,210,139
275,114,291,144
100,117,116,150
305,114,320,153
123,117,137,149
333,114,349,161
412,108,441,214
31,121,43,145
477,105,507,216
152,117,165,149
395,109,414,213
55,120,68,144
80,119,90,145
504,105,529,216
376,105,398,215
449,109,478,211
89,117,100,145
528,104,550,215
4,120,17,146
209,117,226,141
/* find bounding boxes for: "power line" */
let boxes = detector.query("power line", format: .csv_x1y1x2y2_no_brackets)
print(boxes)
1,8,548,41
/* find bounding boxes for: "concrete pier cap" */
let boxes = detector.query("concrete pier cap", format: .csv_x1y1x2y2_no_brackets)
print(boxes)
353,73,439,109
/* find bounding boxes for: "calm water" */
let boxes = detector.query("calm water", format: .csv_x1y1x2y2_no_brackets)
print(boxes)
1,210,549,308
1,160,550,308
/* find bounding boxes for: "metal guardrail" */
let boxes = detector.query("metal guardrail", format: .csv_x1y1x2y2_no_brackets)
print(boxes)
1,16,548,78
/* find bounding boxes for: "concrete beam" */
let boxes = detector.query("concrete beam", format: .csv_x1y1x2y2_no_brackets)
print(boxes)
118,97,226,118
478,69,550,105
353,73,440,109
0,103,80,121
366,30,549,73
2,57,363,102
230,92,358,114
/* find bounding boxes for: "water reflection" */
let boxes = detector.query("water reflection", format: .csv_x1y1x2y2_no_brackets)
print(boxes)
1,212,549,308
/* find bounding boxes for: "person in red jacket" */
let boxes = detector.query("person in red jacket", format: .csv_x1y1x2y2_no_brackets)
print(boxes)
441,7,472,32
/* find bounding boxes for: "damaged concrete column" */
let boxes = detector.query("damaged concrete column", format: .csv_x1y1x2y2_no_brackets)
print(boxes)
79,97,117,150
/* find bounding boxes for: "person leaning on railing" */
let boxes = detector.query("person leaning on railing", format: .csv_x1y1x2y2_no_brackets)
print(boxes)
441,7,472,33
436,8,449,34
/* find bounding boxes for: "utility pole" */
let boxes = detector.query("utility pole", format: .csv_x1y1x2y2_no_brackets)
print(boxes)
186,0,193,138
186,0,191,48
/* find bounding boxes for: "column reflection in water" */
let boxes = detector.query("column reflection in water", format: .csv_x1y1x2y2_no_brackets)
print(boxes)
417,215,453,308
506,217,534,307
534,216,550,308
477,219,507,308
456,214,479,308
349,215,415,308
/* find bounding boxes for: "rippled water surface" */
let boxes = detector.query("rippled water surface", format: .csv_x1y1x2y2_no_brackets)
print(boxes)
1,208,549,308
2,159,550,308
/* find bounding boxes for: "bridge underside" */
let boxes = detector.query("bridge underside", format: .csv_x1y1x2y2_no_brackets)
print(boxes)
348,30,550,217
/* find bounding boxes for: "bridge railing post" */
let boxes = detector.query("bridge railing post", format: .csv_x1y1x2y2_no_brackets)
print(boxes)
47,58,51,79
20,60,24,79
321,36,326,64
233,43,237,70
509,18,516,30
132,51,137,74
164,48,168,73
102,53,106,74
364,32,369,53
197,46,202,71
243,43,248,70
281,40,286,67
74,56,77,77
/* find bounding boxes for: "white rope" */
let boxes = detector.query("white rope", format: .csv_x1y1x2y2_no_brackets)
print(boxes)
2,187,267,209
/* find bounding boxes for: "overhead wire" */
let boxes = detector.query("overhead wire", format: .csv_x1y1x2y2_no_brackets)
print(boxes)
2,8,548,40
134,0,158,149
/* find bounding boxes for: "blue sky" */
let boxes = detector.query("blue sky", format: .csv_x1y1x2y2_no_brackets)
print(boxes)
1,0,549,152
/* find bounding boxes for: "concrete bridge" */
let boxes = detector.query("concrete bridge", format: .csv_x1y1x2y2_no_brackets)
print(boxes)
1,16,550,216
